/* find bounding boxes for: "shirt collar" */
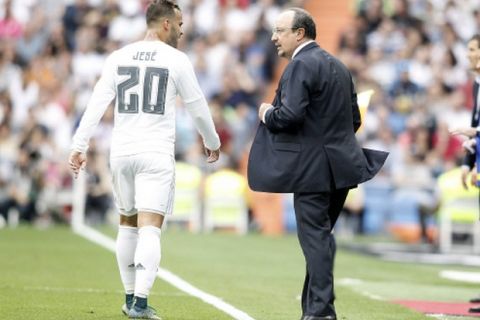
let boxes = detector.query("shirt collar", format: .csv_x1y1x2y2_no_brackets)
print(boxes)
292,40,315,59
476,76,480,84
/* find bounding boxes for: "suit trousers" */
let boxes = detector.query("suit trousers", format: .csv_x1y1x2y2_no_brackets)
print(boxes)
293,188,349,318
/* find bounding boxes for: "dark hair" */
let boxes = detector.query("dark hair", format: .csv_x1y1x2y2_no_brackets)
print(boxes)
469,34,480,48
289,8,316,40
446,48,457,66
146,0,180,27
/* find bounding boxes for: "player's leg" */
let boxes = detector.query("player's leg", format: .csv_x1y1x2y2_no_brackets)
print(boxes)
110,156,139,314
117,214,138,315
129,212,164,319
129,152,175,319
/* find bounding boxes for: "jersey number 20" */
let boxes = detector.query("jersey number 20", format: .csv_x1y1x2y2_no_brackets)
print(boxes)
117,66,168,115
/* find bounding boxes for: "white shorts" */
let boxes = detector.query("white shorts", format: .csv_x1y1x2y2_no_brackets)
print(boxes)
110,152,175,216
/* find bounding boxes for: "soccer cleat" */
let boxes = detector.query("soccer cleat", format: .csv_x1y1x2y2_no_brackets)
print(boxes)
128,305,161,319
122,304,130,316
122,293,135,316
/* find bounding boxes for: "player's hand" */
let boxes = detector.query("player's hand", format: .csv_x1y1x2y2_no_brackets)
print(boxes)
462,138,476,154
449,127,477,137
461,166,470,190
258,103,273,122
68,151,87,178
471,167,478,187
205,148,220,163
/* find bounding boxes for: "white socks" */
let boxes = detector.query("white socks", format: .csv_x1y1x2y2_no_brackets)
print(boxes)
116,226,139,294
134,226,161,298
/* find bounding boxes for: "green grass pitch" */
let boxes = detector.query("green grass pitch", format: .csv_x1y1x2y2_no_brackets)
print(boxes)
1,226,479,319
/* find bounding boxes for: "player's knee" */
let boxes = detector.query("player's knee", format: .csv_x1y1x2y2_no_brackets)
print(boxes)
120,214,138,227
138,211,165,228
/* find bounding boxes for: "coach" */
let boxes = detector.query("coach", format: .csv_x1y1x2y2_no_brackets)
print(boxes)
247,8,388,320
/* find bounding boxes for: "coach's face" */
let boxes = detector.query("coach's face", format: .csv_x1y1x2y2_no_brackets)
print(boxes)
166,9,183,48
271,11,299,60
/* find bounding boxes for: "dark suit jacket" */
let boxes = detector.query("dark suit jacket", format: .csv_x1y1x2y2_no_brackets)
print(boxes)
248,42,388,193
463,80,479,169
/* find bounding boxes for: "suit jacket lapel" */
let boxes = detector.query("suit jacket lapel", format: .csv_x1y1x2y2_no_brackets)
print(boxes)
272,80,282,105
473,81,479,126
272,68,288,105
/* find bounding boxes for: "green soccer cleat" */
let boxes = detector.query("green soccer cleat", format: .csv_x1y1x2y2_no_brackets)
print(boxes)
128,305,161,319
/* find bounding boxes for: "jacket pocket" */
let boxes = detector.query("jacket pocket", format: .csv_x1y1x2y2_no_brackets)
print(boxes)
274,142,301,152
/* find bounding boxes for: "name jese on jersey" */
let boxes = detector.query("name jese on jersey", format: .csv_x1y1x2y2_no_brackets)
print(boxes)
132,51,157,61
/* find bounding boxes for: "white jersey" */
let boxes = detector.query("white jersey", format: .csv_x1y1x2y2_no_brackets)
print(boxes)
72,40,220,157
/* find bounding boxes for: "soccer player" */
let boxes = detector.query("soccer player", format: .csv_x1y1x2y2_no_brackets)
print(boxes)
68,1,220,319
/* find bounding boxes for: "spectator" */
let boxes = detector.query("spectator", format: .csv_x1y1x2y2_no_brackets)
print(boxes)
0,0,23,39
85,148,112,225
62,0,92,50
0,146,43,223
15,8,48,65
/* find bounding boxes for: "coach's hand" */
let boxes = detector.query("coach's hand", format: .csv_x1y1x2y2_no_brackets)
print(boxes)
258,103,273,123
461,165,470,190
471,166,478,187
205,148,220,163
68,151,87,178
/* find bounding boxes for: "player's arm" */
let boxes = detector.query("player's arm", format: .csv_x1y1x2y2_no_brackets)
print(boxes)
70,54,116,176
175,54,221,162
450,126,478,137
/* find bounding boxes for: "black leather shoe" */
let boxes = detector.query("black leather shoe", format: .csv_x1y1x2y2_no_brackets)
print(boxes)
301,316,336,320
470,296,480,303
469,306,480,313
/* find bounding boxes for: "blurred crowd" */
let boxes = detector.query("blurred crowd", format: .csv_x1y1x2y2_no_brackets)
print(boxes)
339,0,480,240
0,0,479,237
0,0,299,227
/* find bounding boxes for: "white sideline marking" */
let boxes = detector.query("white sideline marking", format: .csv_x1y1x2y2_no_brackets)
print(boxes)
336,278,364,286
359,290,384,301
426,314,457,319
337,278,385,301
73,224,255,320
439,270,480,283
